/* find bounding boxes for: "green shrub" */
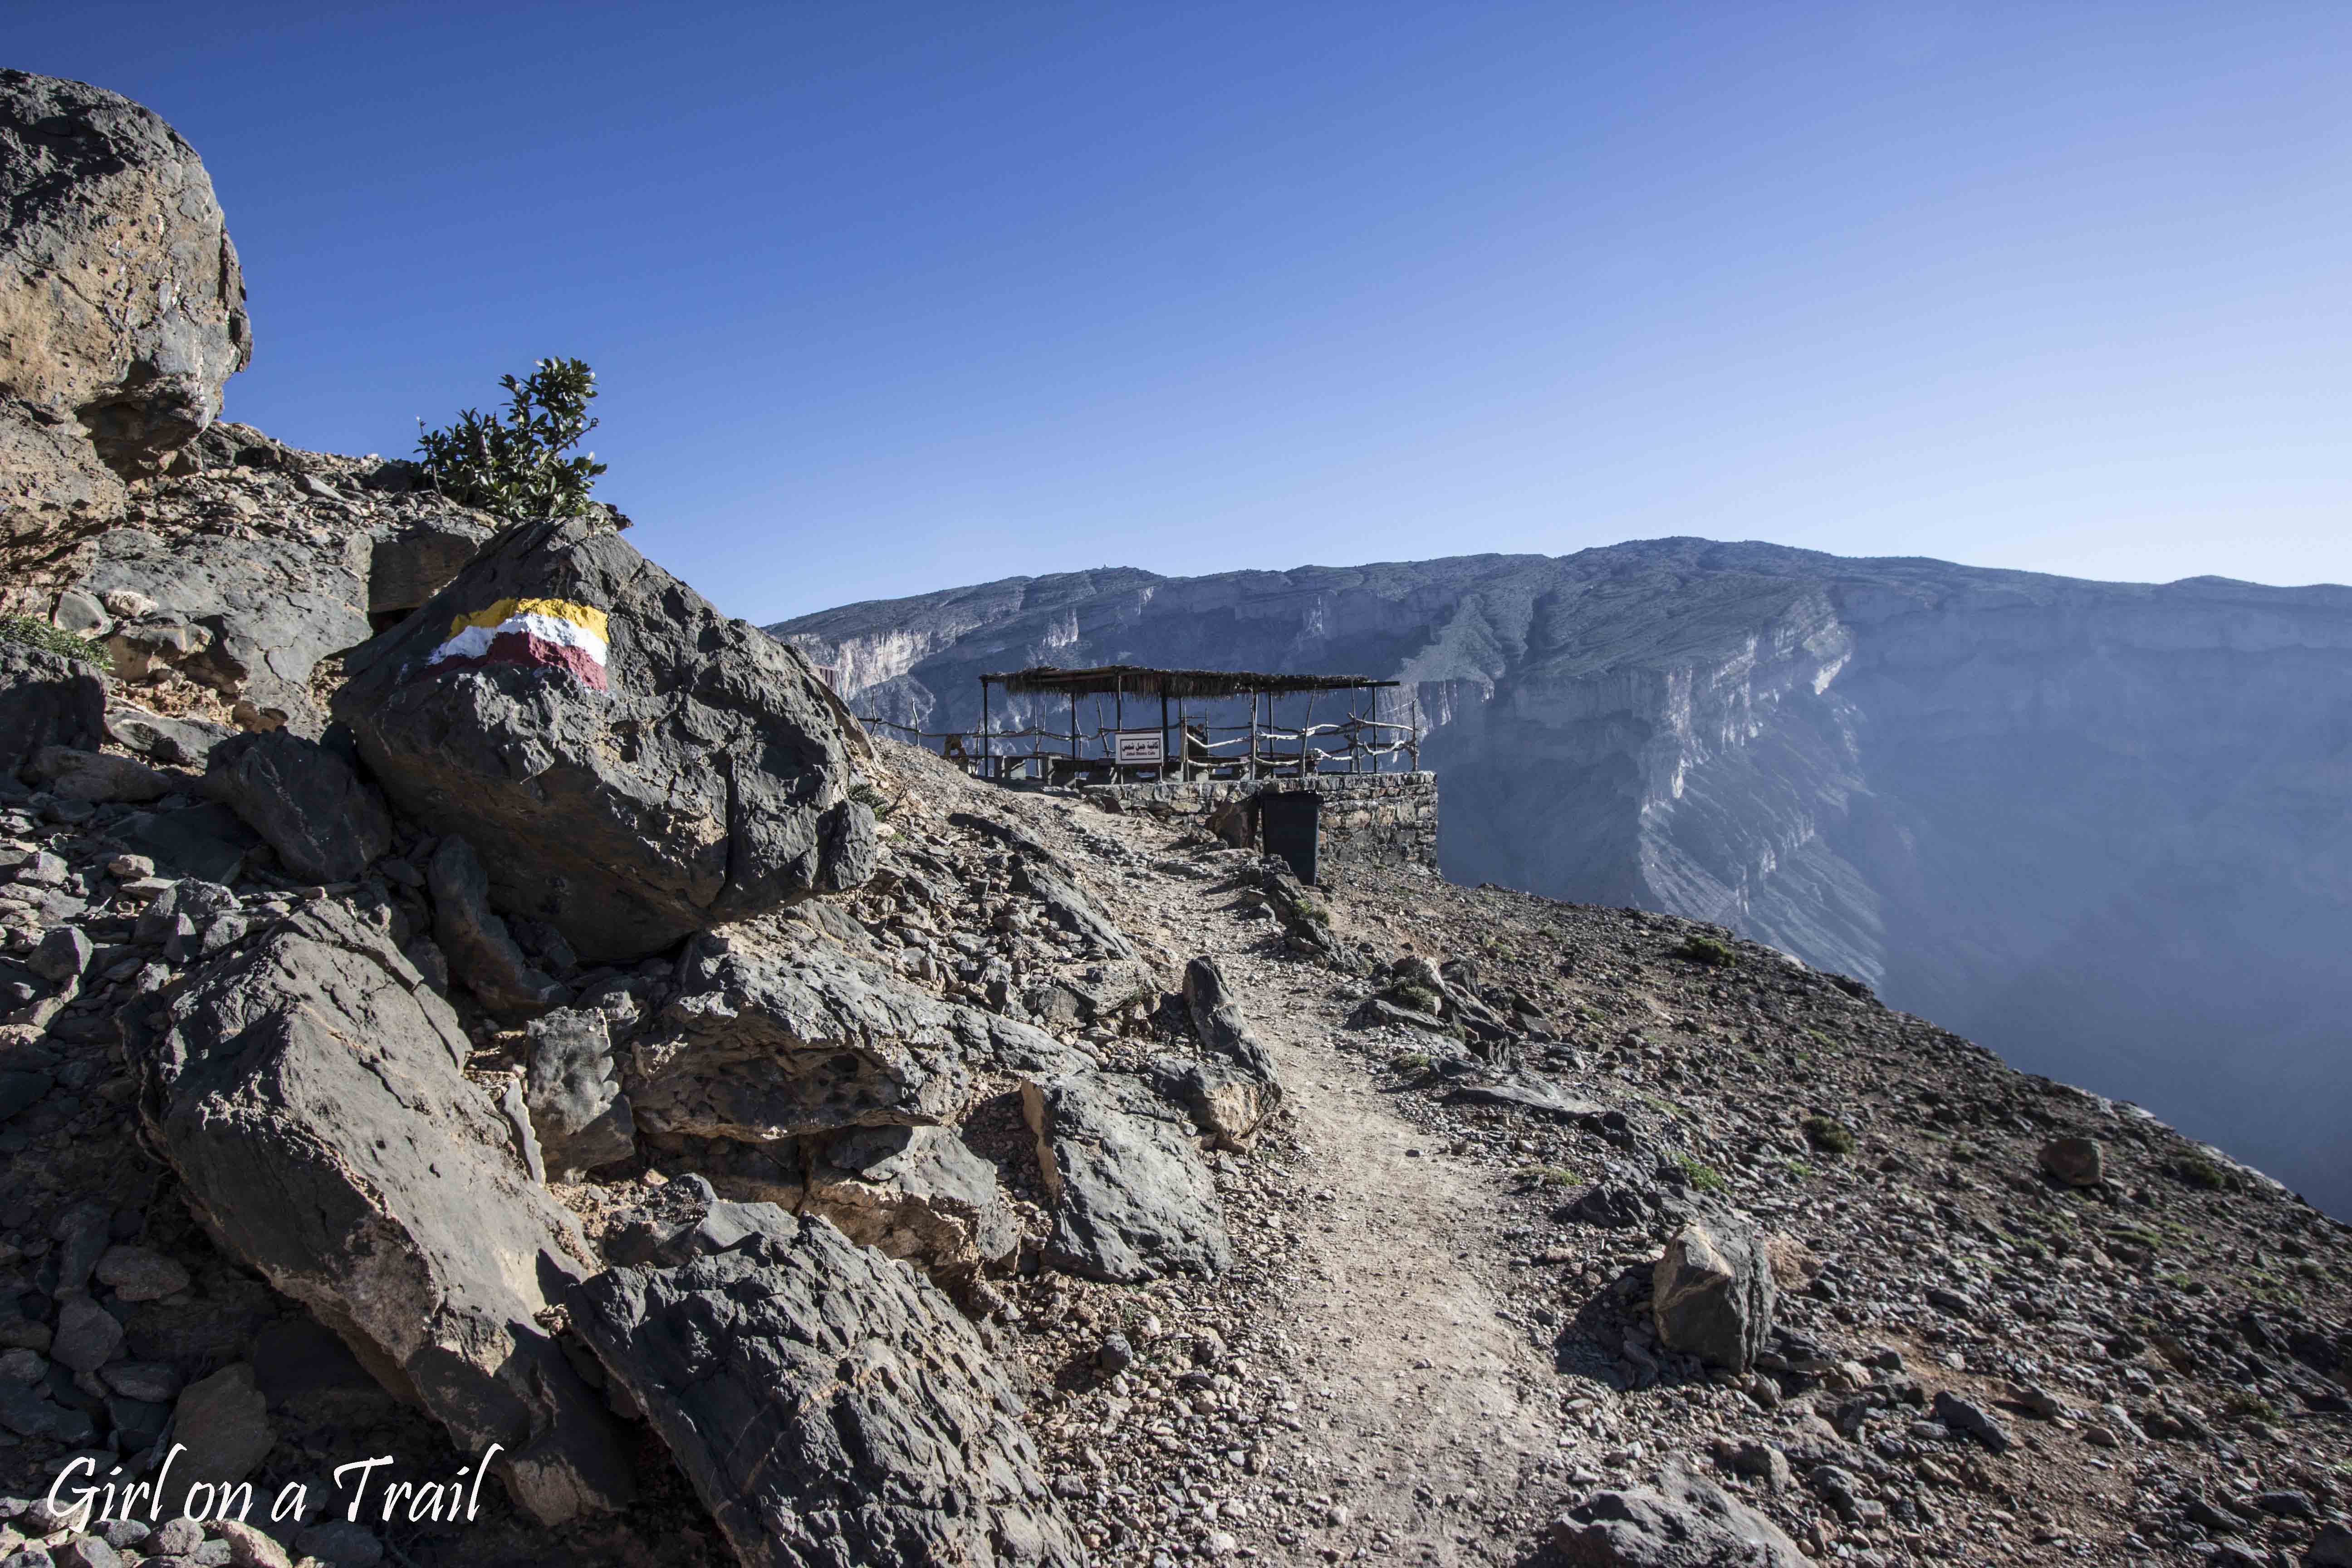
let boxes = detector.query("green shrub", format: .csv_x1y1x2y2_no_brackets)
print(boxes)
1385,983,1444,1016
1801,1114,1856,1156
2175,1156,2232,1191
847,781,895,820
1516,1165,1579,1190
416,357,609,522
1388,1050,1433,1075
0,616,104,668
1675,934,1738,967
1676,1156,1726,1194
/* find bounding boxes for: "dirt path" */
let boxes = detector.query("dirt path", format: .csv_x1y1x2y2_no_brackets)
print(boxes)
1076,804,1564,1564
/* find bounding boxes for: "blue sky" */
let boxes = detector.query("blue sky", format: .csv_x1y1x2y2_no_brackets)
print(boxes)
20,2,2352,620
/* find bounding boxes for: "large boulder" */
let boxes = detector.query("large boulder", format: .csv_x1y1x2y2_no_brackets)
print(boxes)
333,517,875,961
122,900,633,1526
568,1203,1084,1568
1549,1465,1812,1566
631,927,1083,1144
203,729,392,882
0,70,250,481
1022,1072,1229,1283
0,640,104,775
1652,1218,1777,1374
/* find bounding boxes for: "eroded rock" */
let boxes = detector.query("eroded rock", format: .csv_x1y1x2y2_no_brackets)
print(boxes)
203,729,391,883
1022,1072,1228,1283
1652,1217,1776,1373
568,1206,1083,1568
1549,1465,1811,1567
122,901,632,1525
804,1123,1017,1280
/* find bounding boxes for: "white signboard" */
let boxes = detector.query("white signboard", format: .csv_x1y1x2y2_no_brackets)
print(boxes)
1114,731,1166,765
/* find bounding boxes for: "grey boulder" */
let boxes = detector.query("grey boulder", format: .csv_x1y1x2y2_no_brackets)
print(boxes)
1022,1072,1229,1283
203,729,391,882
105,704,232,767
1652,1218,1776,1374
1550,1465,1811,1566
568,1206,1083,1568
122,900,632,1526
523,1007,636,1181
0,643,105,775
333,516,875,962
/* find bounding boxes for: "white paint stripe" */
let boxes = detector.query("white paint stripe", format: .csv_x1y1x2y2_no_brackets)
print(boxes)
428,612,609,667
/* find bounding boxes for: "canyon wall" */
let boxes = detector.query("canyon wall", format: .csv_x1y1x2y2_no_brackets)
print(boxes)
773,540,2352,1210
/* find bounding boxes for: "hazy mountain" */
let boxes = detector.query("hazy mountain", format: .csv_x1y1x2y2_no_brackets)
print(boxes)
772,539,2352,1212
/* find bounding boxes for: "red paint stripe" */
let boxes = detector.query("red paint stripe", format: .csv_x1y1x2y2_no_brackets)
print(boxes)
427,630,609,690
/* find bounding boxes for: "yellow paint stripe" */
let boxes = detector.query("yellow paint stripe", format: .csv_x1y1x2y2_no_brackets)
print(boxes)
447,598,609,641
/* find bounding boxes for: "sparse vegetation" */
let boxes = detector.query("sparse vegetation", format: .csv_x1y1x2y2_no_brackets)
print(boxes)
1388,1050,1434,1075
0,615,103,666
1802,1114,1856,1155
1675,1156,1727,1194
2175,1156,2233,1191
416,357,609,522
1674,933,1738,967
1515,1165,1580,1190
847,781,896,820
1386,983,1444,1016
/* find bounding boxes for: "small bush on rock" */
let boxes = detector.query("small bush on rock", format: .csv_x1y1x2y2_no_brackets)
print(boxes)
1675,933,1738,966
1802,1114,1856,1155
0,615,102,667
416,357,609,522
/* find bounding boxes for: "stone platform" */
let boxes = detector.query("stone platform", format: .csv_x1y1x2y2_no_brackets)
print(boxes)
1080,772,1438,874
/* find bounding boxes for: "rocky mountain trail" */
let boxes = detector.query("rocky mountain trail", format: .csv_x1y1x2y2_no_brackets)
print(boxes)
0,62,2347,1568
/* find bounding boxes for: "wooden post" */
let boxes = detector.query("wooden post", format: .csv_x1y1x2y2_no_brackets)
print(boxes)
1248,691,1259,781
1069,691,1078,769
980,679,991,780
1115,680,1125,781
1160,689,1171,782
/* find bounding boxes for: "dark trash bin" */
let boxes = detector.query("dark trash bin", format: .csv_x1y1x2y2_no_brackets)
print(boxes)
1259,789,1322,885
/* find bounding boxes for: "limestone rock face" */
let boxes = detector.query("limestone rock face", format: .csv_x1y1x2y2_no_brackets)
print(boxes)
568,1205,1084,1568
0,69,249,530
122,901,633,1526
334,516,875,961
631,927,1083,1144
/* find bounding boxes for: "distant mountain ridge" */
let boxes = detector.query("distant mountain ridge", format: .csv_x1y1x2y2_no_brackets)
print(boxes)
771,539,2352,1211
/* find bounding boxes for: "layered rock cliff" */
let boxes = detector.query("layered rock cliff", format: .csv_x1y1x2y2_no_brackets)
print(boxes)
773,543,2352,1211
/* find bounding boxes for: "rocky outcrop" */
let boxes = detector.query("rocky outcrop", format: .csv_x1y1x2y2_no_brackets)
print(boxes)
427,833,566,1017
1549,1465,1812,1566
0,641,104,774
1021,1071,1229,1283
0,69,249,559
568,1202,1084,1568
632,927,1081,1144
122,901,634,1526
335,516,875,961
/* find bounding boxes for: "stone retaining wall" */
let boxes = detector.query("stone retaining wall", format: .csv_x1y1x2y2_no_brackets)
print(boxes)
1081,772,1438,876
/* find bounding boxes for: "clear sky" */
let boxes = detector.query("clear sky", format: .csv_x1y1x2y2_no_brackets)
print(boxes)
20,3,2351,621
